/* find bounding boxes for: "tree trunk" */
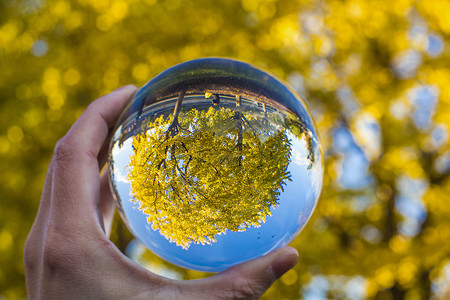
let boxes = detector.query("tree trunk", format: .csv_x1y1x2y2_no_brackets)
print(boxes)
236,95,243,166
167,90,186,138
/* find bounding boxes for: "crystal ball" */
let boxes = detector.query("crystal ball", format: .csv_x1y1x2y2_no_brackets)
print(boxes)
108,58,323,272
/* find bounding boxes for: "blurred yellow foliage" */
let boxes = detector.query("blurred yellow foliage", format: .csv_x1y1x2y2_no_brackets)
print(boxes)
1,0,449,298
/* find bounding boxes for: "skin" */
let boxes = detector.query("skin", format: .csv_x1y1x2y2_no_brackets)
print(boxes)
23,85,299,300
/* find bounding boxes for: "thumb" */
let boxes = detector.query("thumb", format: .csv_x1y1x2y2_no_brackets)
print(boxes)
191,246,299,299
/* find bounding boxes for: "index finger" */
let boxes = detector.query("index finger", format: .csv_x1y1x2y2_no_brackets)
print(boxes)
67,85,138,160
49,85,138,229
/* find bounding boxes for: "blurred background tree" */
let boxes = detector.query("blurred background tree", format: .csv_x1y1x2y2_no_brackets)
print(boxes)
0,0,449,298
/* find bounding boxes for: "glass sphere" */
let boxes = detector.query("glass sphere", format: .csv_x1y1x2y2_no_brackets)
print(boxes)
109,58,323,272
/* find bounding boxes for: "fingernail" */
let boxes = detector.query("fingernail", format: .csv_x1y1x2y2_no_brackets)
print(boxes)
113,85,137,93
271,247,299,279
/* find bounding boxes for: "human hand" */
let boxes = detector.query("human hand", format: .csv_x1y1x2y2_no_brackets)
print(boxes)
24,85,299,299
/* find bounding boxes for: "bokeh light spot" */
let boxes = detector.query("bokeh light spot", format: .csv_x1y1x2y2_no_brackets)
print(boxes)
0,230,13,252
30,39,49,57
63,69,81,86
7,126,24,144
132,63,150,82
281,269,298,286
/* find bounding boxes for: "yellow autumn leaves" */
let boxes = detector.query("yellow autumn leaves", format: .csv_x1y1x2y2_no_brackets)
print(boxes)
128,106,292,249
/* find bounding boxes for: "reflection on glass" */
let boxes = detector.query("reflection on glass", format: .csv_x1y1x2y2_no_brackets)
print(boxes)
128,92,293,249
109,58,323,272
